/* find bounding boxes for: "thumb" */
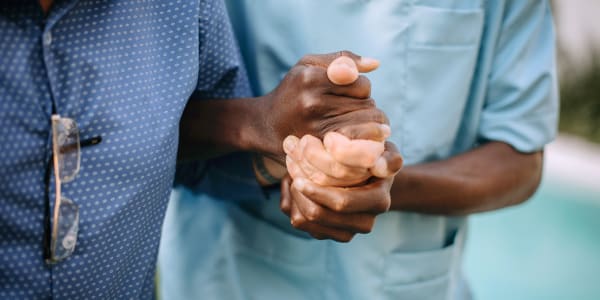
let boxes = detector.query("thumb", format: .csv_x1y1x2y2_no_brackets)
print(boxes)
327,56,380,85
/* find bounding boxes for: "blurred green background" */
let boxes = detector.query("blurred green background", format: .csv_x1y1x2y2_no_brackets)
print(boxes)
464,2,600,299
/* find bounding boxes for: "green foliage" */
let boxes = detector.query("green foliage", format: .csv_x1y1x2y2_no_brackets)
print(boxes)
558,57,600,143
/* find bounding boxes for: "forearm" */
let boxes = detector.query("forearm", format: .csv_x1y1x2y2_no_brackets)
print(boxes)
390,142,543,215
177,52,386,163
177,96,280,162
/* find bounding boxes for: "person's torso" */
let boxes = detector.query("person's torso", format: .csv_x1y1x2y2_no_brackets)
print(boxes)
161,1,504,299
228,0,489,164
0,0,202,298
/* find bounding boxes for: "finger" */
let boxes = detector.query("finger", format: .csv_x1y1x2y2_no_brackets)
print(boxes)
298,66,371,99
282,136,306,180
326,106,389,128
327,56,359,85
299,51,379,74
289,200,356,243
314,95,376,118
295,76,377,119
326,74,371,99
324,132,385,169
283,135,301,156
289,148,346,186
286,155,310,180
370,141,404,178
288,155,356,186
287,152,354,187
280,175,293,217
336,123,391,142
291,182,375,233
294,135,370,185
294,177,391,214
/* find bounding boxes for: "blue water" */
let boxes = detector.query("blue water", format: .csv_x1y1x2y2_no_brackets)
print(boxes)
464,179,600,300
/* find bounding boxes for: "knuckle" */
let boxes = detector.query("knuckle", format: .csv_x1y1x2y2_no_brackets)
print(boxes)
280,201,289,212
291,214,306,229
376,194,392,212
337,233,355,243
299,98,316,115
334,194,349,212
355,76,371,98
305,206,322,222
358,218,375,234
300,94,320,113
299,66,321,87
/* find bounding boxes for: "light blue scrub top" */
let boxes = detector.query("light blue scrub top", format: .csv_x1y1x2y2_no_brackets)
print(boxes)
159,1,559,299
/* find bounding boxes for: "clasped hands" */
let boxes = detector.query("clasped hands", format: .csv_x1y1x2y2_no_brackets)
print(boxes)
261,52,403,242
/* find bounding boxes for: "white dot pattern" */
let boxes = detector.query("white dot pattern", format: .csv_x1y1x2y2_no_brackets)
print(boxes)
0,0,249,298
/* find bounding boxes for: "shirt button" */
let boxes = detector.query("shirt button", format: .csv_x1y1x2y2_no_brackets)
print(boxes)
43,31,52,46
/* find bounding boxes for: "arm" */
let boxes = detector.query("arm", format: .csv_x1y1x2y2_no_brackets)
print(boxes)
284,136,542,215
178,52,384,163
177,95,266,161
389,142,542,215
402,1,557,214
283,1,558,221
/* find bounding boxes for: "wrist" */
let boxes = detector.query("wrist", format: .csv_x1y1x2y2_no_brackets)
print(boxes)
253,153,287,186
241,94,284,156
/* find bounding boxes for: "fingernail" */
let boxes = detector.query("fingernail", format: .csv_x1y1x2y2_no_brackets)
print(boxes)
380,124,391,138
283,136,297,153
361,57,380,67
373,156,387,177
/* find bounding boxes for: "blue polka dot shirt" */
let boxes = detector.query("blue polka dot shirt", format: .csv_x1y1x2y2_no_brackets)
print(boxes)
0,0,250,298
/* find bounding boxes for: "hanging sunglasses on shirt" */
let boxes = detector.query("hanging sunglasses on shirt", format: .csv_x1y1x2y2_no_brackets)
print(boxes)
45,114,101,264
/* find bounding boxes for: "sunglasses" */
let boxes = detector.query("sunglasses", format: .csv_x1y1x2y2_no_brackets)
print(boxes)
45,114,100,264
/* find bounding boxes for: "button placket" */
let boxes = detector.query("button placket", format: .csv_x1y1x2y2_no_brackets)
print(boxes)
43,31,52,46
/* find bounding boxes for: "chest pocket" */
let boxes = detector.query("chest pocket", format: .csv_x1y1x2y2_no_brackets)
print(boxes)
402,4,484,163
382,228,464,299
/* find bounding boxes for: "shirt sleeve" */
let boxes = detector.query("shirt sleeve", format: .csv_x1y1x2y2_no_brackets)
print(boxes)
478,1,559,153
174,0,265,203
192,0,251,100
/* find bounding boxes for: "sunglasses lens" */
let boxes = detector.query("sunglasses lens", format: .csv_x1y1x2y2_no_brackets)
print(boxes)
51,197,79,262
54,117,80,182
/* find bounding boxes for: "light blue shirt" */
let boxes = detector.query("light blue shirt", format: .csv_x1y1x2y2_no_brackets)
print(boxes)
159,1,559,299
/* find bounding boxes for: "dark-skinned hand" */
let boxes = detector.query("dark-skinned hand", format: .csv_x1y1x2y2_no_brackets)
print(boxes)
281,137,403,242
257,51,390,159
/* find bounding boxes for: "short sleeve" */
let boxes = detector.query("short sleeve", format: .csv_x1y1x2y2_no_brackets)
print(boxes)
478,1,559,153
174,0,262,202
192,0,251,100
